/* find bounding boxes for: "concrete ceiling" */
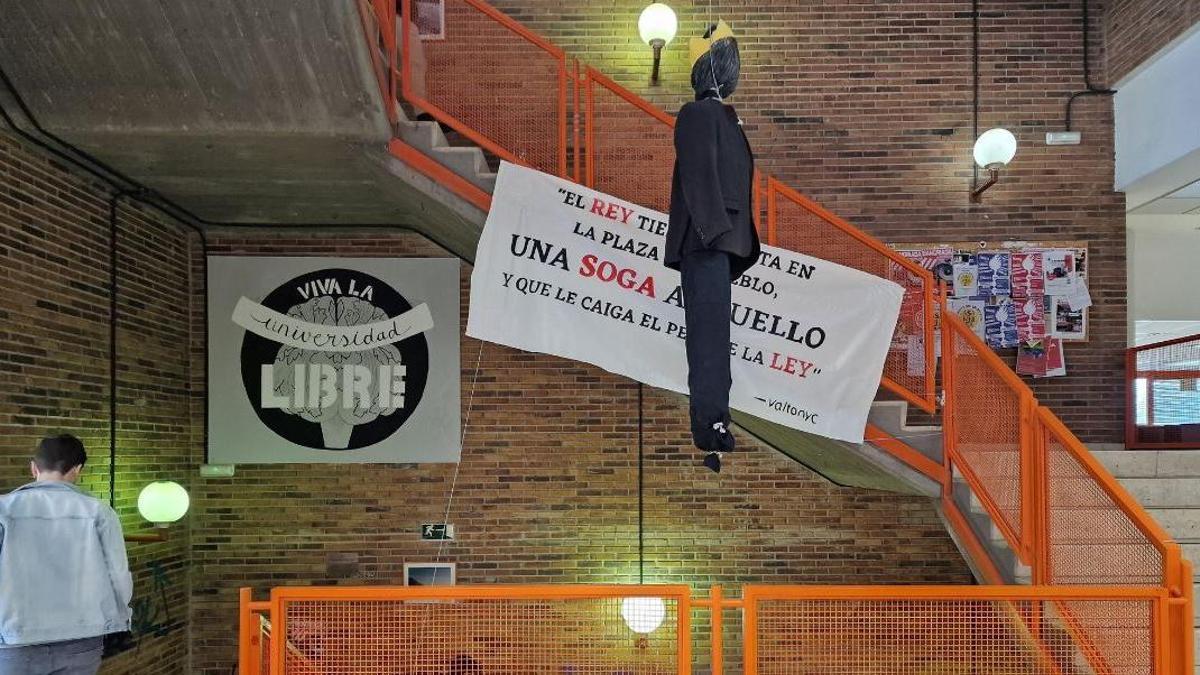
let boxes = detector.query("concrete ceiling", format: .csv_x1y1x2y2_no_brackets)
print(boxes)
0,0,485,244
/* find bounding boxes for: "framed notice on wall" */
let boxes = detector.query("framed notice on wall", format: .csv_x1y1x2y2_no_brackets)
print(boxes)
207,257,461,463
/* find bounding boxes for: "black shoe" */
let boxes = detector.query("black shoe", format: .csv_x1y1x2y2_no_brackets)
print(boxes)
703,452,722,473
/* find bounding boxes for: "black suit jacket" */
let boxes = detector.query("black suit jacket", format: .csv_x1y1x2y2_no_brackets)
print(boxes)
664,97,761,280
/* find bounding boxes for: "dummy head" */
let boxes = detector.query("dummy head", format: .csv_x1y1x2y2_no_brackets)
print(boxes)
689,21,740,100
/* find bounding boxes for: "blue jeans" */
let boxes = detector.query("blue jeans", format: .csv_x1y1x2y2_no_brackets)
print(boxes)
0,638,102,675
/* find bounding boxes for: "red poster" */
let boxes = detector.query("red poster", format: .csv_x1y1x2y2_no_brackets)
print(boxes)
1016,340,1047,377
1011,252,1044,297
1016,296,1046,341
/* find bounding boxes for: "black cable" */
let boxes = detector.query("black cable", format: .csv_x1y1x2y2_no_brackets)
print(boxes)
972,0,980,186
108,192,125,508
637,382,644,585
1065,0,1115,131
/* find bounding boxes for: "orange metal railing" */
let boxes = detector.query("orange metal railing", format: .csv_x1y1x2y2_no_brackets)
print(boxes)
941,308,1194,674
365,0,938,413
1127,333,1200,449
349,2,1194,673
241,585,691,674
241,583,1188,675
743,585,1170,675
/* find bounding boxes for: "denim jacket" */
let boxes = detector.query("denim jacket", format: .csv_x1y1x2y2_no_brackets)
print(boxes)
0,481,133,646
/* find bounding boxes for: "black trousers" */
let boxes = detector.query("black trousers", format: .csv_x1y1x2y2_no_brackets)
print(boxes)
680,249,736,453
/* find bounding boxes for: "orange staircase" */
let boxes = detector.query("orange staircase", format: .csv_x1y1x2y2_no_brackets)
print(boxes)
236,1,1198,673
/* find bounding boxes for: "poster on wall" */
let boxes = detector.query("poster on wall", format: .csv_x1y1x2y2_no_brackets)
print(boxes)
467,162,904,444
893,240,1087,379
207,257,461,463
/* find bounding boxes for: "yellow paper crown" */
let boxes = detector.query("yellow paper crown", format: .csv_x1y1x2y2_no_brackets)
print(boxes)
689,20,736,68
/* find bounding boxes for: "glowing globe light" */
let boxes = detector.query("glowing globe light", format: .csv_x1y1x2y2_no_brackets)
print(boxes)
621,596,666,634
638,3,678,46
973,128,1018,169
137,481,190,526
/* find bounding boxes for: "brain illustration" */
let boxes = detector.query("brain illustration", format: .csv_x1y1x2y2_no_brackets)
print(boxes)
269,296,404,448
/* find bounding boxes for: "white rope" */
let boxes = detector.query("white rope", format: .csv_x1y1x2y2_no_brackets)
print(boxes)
432,338,485,581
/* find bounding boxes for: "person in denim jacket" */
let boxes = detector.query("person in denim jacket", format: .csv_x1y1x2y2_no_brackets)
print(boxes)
0,435,131,675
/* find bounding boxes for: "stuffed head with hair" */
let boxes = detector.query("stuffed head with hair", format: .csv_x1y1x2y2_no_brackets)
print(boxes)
689,20,739,100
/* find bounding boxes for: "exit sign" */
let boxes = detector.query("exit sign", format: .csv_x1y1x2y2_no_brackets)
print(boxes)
421,523,455,540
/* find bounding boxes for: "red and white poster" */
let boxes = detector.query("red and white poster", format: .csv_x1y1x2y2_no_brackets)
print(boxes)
1016,296,1046,342
1011,251,1044,297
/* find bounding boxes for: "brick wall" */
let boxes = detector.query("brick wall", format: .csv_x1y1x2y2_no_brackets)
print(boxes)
1106,0,1200,83
188,230,972,673
0,130,194,673
477,0,1130,442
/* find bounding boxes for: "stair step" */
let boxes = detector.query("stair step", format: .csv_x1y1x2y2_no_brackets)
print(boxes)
1092,449,1200,478
1157,451,1200,477
432,146,488,178
867,400,943,462
1116,478,1200,508
1146,508,1200,542
398,120,447,150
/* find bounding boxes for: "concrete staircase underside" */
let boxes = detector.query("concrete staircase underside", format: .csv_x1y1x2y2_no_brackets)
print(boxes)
0,0,487,256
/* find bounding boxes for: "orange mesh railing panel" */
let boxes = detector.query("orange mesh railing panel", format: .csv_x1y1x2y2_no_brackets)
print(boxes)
1043,411,1166,587
769,180,935,411
945,316,1027,559
1128,333,1200,448
270,586,688,674
401,0,567,176
744,587,1161,675
584,70,675,214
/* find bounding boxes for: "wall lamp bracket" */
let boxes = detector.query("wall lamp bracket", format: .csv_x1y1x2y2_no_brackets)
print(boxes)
970,167,1001,203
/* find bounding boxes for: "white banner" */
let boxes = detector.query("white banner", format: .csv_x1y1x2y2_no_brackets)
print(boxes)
467,163,903,443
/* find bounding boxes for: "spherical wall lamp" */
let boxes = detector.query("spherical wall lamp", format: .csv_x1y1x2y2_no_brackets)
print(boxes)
639,3,677,85
137,480,190,527
970,128,1018,203
621,596,667,635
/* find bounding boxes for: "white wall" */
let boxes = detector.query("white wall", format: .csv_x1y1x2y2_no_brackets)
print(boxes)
1128,215,1200,344
1115,26,1200,210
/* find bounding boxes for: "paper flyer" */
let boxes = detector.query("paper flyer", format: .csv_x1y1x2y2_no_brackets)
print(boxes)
1042,337,1066,377
1065,281,1093,311
906,335,927,377
949,299,987,340
985,300,1019,349
1010,251,1044,297
1016,339,1047,376
1049,296,1086,340
953,261,980,298
1016,296,1046,342
896,248,954,272
976,252,1012,297
1042,249,1075,295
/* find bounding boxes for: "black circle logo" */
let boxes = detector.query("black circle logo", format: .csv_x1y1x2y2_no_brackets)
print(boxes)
240,268,430,450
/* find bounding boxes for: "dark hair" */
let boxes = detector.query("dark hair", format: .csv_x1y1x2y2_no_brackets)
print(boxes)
34,434,87,473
